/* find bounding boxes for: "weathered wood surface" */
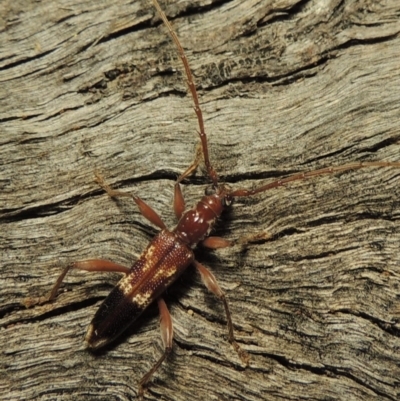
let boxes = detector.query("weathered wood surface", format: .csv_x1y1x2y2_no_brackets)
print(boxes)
1,0,400,400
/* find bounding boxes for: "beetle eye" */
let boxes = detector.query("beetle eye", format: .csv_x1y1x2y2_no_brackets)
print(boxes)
223,195,233,207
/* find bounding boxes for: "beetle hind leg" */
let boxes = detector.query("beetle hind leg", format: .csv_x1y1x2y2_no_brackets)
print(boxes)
138,298,173,400
48,259,131,301
24,260,131,308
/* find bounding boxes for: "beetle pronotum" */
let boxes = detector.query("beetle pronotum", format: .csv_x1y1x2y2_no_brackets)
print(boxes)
26,1,400,399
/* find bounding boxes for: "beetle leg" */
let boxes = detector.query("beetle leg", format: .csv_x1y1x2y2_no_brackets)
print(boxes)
95,171,166,229
194,260,249,365
235,231,273,247
176,142,203,184
48,259,131,301
173,183,185,220
202,236,232,249
24,259,131,308
131,195,166,229
138,298,173,400
174,144,203,219
203,233,273,249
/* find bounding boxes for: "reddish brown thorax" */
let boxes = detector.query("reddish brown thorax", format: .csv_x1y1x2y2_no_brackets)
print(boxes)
174,187,232,247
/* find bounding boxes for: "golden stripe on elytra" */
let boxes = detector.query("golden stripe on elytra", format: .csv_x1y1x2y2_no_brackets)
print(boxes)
119,278,134,296
132,291,152,307
153,265,177,280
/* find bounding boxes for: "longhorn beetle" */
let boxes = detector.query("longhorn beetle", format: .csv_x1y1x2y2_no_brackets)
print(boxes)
37,0,400,399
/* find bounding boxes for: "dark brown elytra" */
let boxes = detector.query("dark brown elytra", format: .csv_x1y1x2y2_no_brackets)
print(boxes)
30,0,400,400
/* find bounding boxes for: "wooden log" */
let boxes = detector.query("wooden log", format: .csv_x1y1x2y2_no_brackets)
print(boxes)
1,1,400,400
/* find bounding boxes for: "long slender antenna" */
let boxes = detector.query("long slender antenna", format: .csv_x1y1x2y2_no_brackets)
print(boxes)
152,0,219,187
230,161,400,197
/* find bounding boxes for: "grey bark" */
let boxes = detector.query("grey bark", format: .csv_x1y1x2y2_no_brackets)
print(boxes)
1,0,400,400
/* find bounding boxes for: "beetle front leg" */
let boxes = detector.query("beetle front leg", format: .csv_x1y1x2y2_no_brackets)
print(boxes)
194,260,249,365
173,143,203,219
95,171,166,230
138,298,173,400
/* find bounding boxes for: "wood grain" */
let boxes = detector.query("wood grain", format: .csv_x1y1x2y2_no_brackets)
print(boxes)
1,0,400,400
